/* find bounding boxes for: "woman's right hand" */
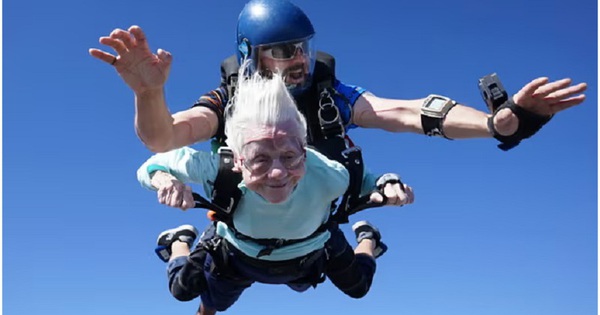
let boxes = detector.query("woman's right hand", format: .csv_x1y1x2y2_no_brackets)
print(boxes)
150,171,195,210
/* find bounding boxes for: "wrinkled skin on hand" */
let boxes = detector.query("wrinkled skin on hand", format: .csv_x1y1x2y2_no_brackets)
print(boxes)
151,171,195,210
156,181,195,211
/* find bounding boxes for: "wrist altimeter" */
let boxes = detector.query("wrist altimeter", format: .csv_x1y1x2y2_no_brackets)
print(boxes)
420,94,457,138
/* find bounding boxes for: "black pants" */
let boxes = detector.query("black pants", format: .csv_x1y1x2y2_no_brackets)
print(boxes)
167,224,377,310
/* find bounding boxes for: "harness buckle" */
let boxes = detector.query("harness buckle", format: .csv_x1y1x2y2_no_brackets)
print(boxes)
318,89,336,109
210,191,236,214
217,146,234,164
318,105,341,125
341,146,362,159
256,239,286,258
202,236,222,252
318,89,345,139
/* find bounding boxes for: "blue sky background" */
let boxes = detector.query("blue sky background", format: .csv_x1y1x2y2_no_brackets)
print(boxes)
3,0,597,314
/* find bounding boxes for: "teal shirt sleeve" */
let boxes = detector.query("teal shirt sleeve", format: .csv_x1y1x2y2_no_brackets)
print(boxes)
307,147,376,197
136,147,220,195
306,148,349,200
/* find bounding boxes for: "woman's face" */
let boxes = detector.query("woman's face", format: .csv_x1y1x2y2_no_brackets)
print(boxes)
235,126,306,204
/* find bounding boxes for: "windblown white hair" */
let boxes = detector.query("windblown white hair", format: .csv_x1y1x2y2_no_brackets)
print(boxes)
224,62,307,154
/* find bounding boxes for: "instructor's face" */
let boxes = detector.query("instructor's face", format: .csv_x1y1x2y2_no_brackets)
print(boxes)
258,49,310,87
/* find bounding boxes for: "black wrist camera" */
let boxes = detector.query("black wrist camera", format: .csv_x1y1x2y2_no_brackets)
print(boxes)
478,73,508,113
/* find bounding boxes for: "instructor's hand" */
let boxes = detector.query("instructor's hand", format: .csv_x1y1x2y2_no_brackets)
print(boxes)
493,77,587,136
89,25,173,95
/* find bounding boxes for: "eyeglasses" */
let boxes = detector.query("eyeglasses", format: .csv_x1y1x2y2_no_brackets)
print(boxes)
241,149,306,176
261,41,306,60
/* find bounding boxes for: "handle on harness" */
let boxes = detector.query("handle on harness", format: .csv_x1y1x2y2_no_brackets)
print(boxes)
345,188,389,216
338,174,405,220
192,192,226,221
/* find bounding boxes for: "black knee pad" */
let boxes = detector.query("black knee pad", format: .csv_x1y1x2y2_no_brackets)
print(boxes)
325,230,377,299
170,281,199,302
170,247,209,301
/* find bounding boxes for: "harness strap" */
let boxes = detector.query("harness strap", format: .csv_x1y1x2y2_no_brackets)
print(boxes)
221,54,239,101
193,147,242,225
333,146,365,223
211,147,241,221
312,88,365,224
232,221,334,258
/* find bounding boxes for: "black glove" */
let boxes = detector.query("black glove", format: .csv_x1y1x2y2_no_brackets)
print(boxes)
488,100,553,151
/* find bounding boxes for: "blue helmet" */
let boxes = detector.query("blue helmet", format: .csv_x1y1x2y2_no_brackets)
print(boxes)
236,0,317,95
237,0,315,52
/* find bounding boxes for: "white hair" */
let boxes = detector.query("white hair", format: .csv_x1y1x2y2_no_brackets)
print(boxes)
224,62,308,154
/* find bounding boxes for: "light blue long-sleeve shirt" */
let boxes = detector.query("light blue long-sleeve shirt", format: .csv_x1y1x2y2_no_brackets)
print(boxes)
137,147,377,261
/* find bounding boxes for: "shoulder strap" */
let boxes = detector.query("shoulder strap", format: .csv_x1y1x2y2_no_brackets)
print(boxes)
193,147,242,224
211,55,240,146
314,51,336,88
307,53,366,224
220,54,240,98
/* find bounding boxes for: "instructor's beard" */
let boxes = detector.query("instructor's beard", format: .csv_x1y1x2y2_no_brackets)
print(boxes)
259,61,309,87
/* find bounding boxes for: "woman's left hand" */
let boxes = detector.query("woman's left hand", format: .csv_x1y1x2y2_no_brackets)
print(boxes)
370,182,414,207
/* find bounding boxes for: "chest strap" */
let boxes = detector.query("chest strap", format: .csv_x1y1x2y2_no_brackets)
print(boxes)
232,221,334,258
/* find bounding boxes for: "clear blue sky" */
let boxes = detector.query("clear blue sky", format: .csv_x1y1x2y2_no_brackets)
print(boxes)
4,0,597,314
